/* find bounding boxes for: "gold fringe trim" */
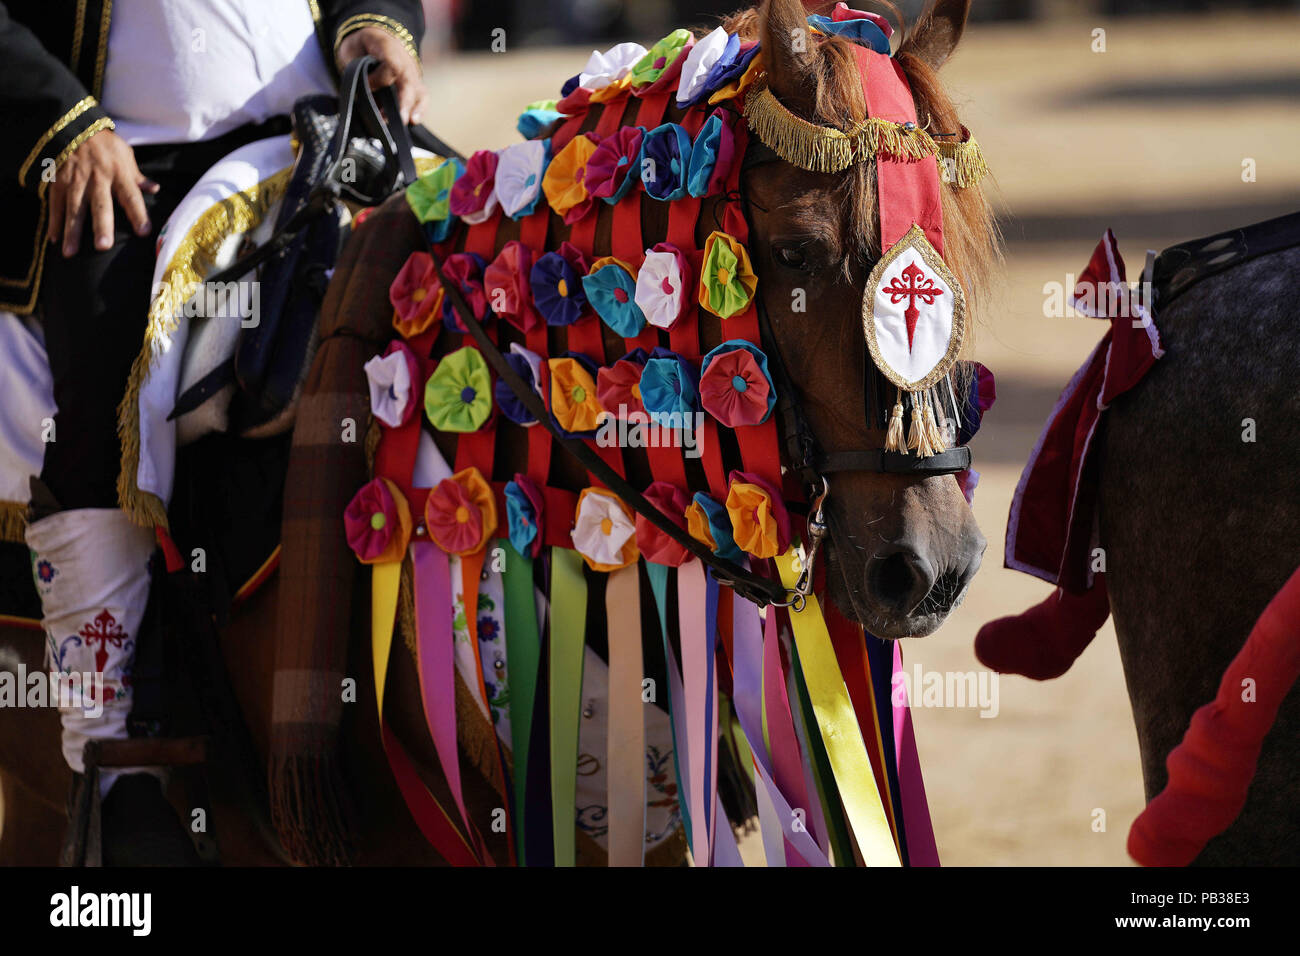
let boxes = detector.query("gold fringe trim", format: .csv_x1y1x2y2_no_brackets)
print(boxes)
0,501,27,543
923,394,946,452
115,168,293,529
744,83,988,186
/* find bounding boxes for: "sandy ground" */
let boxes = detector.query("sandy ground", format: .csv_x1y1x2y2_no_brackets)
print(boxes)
420,11,1300,865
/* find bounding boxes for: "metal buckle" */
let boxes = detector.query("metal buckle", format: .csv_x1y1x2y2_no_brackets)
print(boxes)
768,476,829,614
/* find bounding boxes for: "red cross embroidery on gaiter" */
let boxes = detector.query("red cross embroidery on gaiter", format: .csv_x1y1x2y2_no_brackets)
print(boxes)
79,609,126,674
883,259,942,350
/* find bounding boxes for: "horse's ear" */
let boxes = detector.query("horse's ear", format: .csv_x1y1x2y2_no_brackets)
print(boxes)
897,0,971,71
759,0,821,117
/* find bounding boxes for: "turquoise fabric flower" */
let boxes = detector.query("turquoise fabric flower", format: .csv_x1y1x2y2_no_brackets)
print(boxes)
582,258,646,337
639,347,699,427
504,475,544,558
687,110,737,199
688,491,744,562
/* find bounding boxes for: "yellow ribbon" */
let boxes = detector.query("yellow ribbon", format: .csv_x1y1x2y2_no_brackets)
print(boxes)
371,560,403,719
775,549,901,867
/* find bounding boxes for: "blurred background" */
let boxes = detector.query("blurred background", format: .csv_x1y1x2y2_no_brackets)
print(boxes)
414,1,1300,864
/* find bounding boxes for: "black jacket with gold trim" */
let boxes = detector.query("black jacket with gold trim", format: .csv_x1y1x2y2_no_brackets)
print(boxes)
0,0,424,314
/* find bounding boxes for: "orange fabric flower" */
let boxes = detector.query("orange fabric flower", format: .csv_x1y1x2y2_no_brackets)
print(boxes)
390,250,445,339
725,471,791,559
542,134,599,221
548,356,606,435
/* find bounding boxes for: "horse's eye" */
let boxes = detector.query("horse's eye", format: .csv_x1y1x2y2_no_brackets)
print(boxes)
773,245,807,270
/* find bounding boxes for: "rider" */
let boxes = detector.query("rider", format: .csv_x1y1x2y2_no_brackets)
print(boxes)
0,0,428,864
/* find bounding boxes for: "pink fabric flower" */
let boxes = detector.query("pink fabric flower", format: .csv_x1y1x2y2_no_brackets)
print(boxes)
596,350,649,420
485,240,544,333
389,250,443,337
699,342,775,428
585,126,645,203
424,477,483,555
635,481,692,567
344,478,412,564
449,149,500,224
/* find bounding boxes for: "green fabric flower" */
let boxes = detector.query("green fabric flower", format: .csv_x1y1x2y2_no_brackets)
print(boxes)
425,345,493,432
628,29,691,87
405,157,464,225
699,230,758,319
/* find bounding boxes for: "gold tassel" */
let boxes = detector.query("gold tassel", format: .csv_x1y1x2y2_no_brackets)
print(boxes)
907,397,926,456
924,394,946,453
885,390,906,454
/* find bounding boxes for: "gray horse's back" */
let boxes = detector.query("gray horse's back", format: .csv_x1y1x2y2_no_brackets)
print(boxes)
1099,243,1300,865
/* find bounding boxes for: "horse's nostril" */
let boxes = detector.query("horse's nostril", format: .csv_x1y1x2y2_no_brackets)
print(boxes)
867,548,935,615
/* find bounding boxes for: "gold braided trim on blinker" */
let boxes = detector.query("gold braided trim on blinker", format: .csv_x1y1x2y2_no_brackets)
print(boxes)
743,83,989,186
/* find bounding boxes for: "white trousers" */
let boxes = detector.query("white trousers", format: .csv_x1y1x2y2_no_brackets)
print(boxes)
26,508,157,794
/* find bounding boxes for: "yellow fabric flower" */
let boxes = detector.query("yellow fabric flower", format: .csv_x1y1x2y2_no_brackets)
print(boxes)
542,135,598,219
708,52,764,105
699,230,758,319
685,499,717,551
726,479,781,559
549,357,606,434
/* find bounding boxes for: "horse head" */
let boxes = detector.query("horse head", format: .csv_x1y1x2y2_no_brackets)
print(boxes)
731,0,997,637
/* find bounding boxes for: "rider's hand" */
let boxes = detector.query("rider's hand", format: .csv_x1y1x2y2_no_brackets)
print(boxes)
47,127,158,258
335,25,428,126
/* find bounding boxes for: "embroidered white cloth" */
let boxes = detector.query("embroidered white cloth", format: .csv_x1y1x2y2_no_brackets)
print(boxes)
578,41,648,91
101,0,333,145
634,249,687,330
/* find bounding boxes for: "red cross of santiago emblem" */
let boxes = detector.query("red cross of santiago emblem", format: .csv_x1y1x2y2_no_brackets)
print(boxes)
79,609,127,674
883,259,942,350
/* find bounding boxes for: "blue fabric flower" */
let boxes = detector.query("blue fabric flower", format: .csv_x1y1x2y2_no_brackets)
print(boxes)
639,347,700,427
639,123,692,201
531,244,589,327
679,32,741,108
582,258,646,337
807,13,892,54
494,346,541,425
504,476,545,558
690,491,744,562
701,40,760,96
687,110,736,199
518,101,564,140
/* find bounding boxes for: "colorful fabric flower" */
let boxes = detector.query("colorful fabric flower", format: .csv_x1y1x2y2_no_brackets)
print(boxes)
596,348,649,420
439,252,489,333
542,133,599,223
424,466,498,557
628,29,692,92
725,471,791,560
699,340,776,428
687,109,737,198
518,99,563,139
807,2,893,54
699,230,757,319
548,354,605,436
345,477,412,565
572,487,638,572
686,492,745,563
635,481,692,567
494,343,544,426
484,241,543,333
676,28,740,108
639,123,691,201
405,157,464,243
582,256,645,337
585,126,645,204
389,250,443,338
504,474,545,559
449,150,500,225
634,242,691,330
578,41,646,97
639,347,699,427
531,241,590,327
707,44,763,105
957,361,997,445
497,139,550,219
425,346,493,432
365,339,422,428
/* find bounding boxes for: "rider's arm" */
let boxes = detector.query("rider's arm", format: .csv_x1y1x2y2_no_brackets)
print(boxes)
325,0,426,66
0,2,114,195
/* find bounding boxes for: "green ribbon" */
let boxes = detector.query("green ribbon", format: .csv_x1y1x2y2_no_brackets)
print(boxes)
549,548,587,866
503,555,539,865
790,646,857,867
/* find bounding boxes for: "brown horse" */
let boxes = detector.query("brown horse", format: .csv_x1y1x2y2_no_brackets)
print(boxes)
0,0,998,865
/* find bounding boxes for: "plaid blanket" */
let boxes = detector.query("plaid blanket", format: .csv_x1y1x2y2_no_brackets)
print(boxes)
269,194,423,865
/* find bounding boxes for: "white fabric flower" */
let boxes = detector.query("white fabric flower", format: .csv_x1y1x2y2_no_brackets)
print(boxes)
496,140,548,218
364,350,414,428
578,42,648,91
572,490,636,567
634,249,686,330
676,27,729,106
